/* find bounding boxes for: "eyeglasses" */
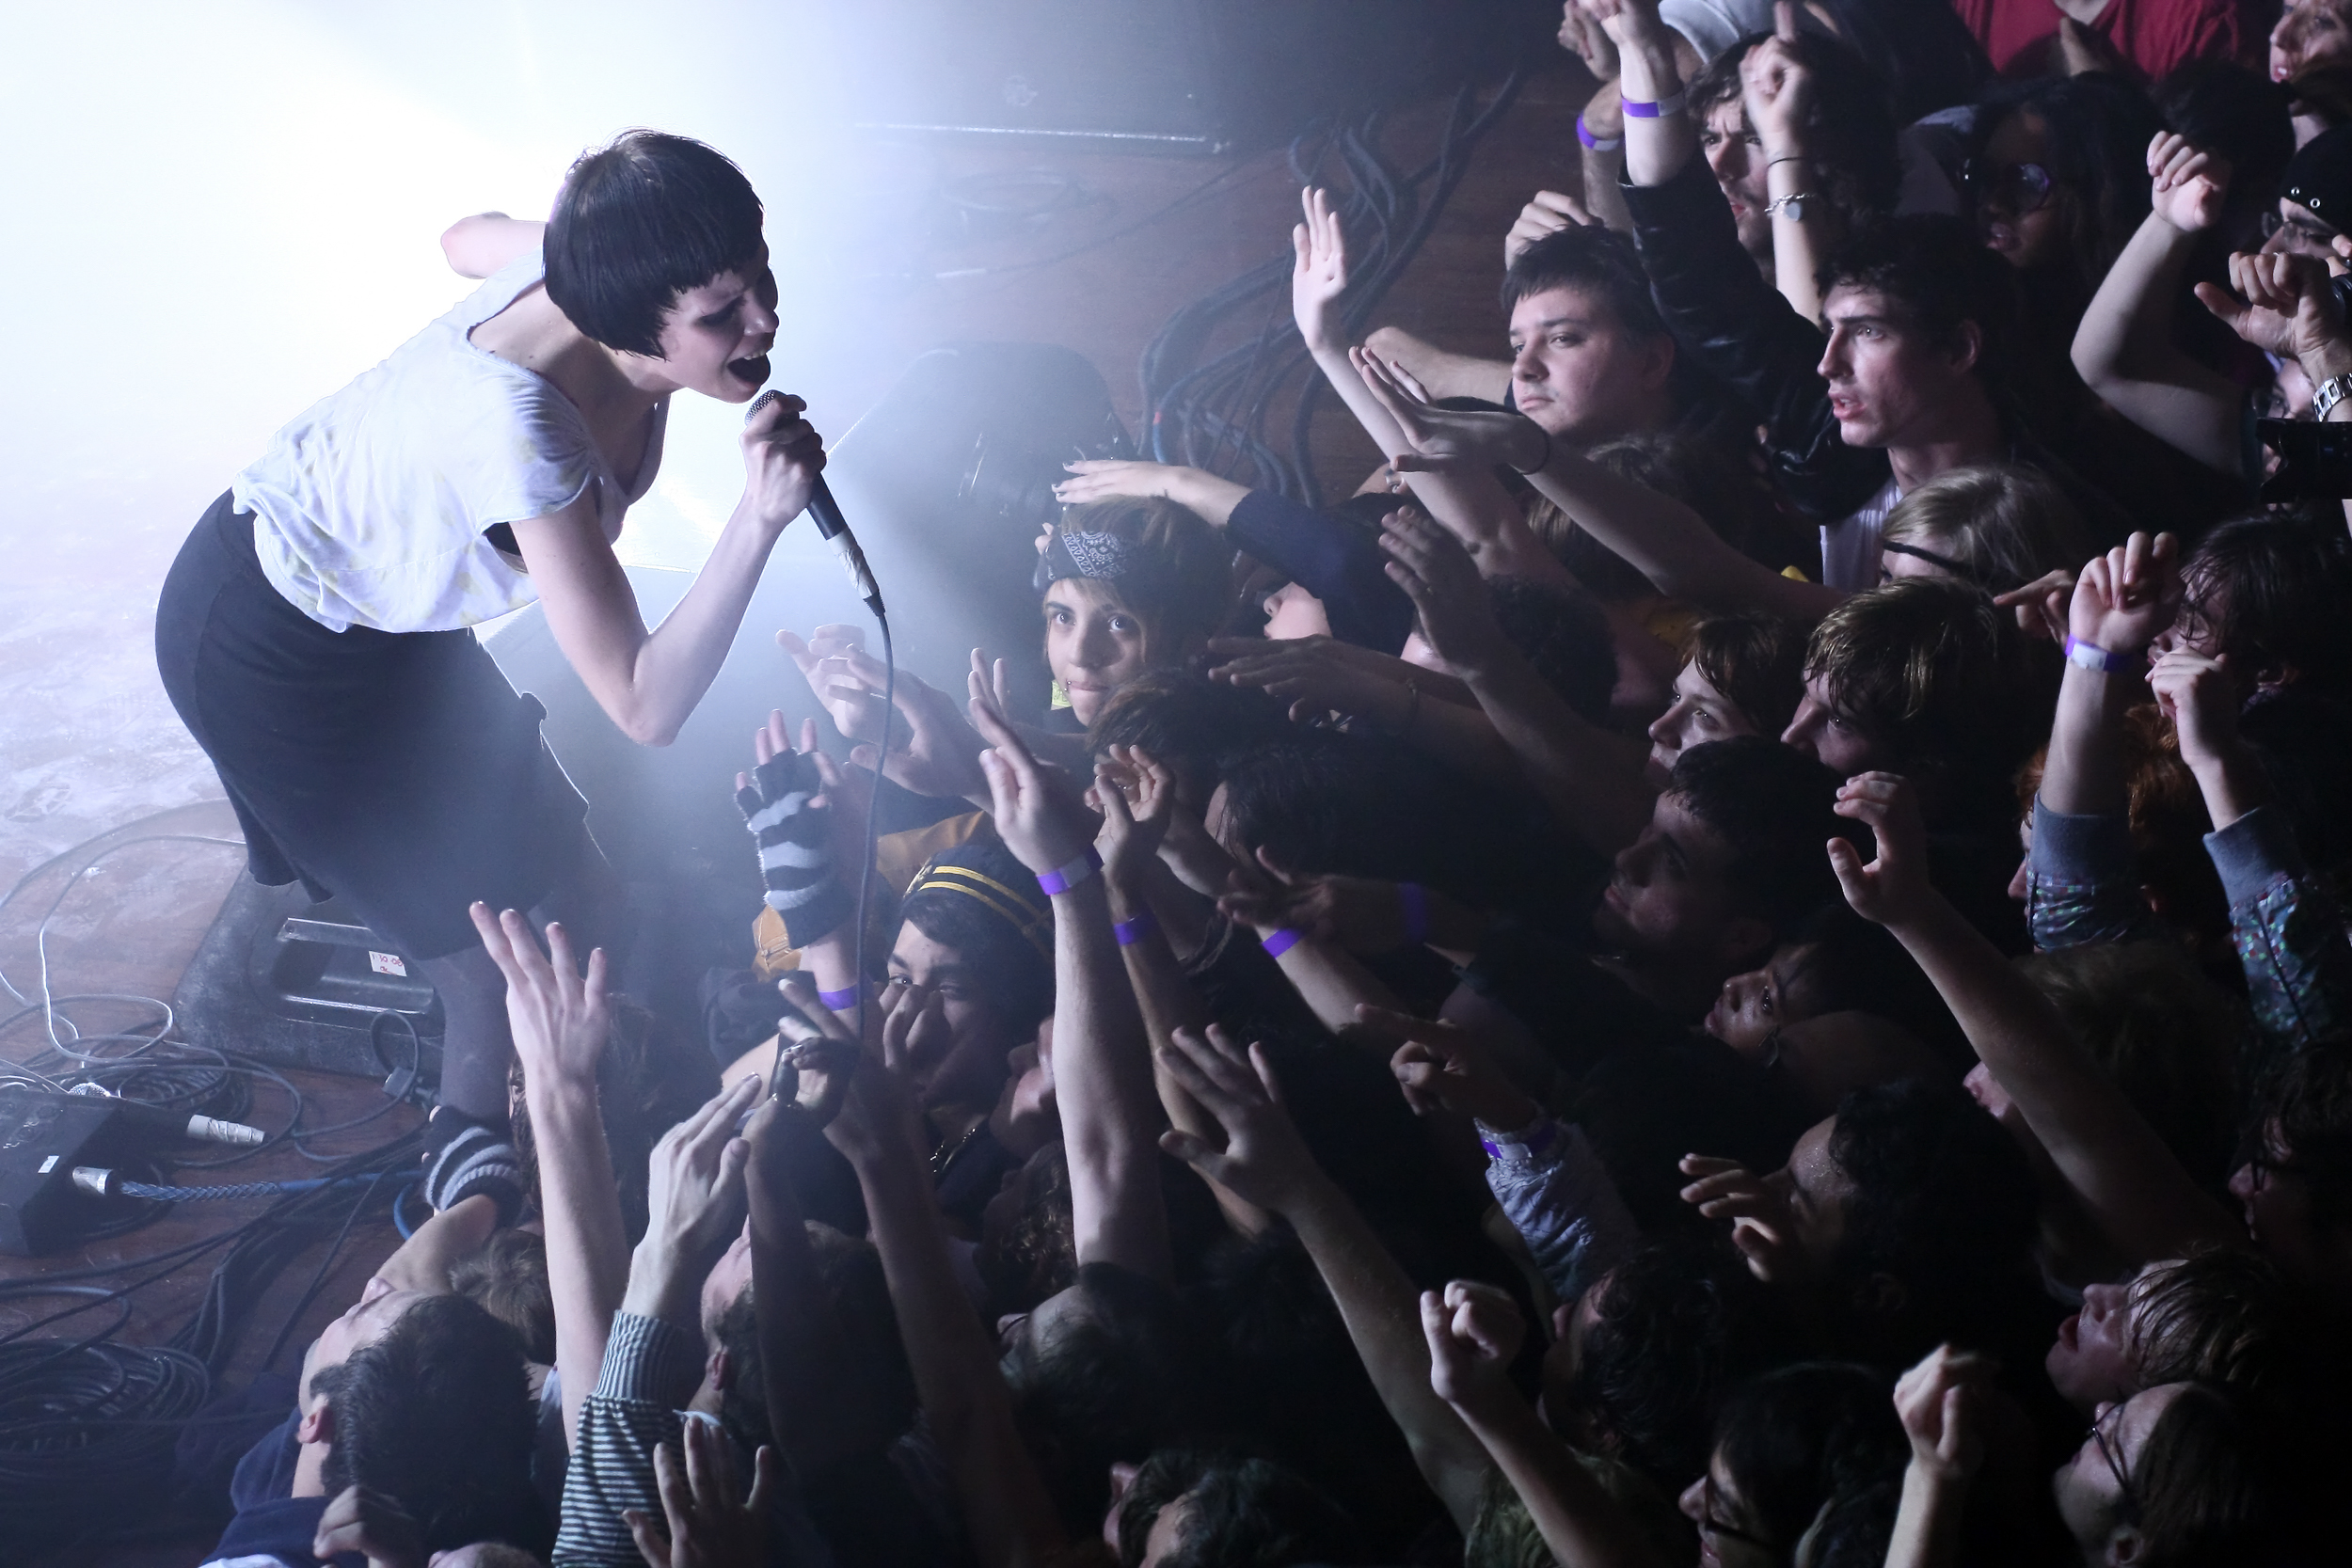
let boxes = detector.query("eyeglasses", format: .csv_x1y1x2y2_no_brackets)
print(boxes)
1963,159,2057,214
1693,1474,1780,1553
2090,1403,2141,1520
2262,209,2339,249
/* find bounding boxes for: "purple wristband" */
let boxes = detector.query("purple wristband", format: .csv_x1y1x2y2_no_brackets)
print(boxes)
1576,114,1623,152
1114,909,1158,947
1399,881,1430,945
1036,847,1103,896
2063,635,2138,675
818,986,859,1011
1261,927,1304,959
1621,89,1687,119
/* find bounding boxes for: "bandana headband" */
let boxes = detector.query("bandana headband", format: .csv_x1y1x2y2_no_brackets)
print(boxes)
1035,528,1168,601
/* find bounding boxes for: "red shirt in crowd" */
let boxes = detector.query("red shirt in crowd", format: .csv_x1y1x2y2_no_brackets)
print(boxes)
1948,0,2251,81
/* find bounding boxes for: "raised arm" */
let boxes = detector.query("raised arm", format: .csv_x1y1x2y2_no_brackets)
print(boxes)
1354,353,1842,621
1050,459,1250,528
1292,187,1551,572
1422,1281,1660,1568
1883,1346,1991,1568
1376,505,1660,857
1826,774,2243,1264
973,695,1173,1282
470,904,633,1452
1743,8,1843,325
1587,0,1698,189
2072,136,2245,476
1158,1025,1493,1533
812,1014,1068,1568
441,213,544,278
1096,747,1273,1237
512,396,823,747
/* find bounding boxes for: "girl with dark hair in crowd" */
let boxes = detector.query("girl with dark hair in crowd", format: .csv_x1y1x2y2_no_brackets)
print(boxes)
154,131,827,1222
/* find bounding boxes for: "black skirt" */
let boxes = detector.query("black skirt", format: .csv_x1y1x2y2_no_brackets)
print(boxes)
154,491,588,959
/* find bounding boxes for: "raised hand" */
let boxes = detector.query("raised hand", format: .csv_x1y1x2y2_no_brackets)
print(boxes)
1293,187,1354,355
1993,567,2075,643
1579,0,1673,55
1677,1155,1802,1282
2197,248,2352,370
1558,0,1621,82
1156,1024,1327,1212
1092,744,1176,889
2146,648,2248,780
1204,633,1402,726
644,1077,759,1274
1421,1278,1528,1411
1893,1344,1994,1484
971,689,1101,877
2068,531,2180,659
1055,459,1202,507
1358,1004,1545,1129
623,1419,775,1568
1505,189,1600,266
2148,132,2230,234
1379,509,1507,675
1353,349,1551,476
1826,771,1935,930
313,1485,424,1568
735,711,851,947
469,904,610,1090
1741,6,1816,159
776,629,990,800
1219,861,1412,951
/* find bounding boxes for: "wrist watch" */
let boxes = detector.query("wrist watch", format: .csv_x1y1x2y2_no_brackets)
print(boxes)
2313,372,2352,420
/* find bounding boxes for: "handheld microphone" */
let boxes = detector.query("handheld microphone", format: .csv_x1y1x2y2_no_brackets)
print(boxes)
748,390,884,617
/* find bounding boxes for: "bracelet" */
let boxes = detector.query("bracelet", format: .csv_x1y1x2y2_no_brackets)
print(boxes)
2315,372,2352,421
1114,908,1158,947
1576,113,1623,152
1261,927,1304,959
1764,192,1816,220
2063,635,2139,676
1035,847,1103,896
1620,88,1688,119
817,986,860,1011
1766,153,1808,168
1399,881,1430,945
1510,420,1553,476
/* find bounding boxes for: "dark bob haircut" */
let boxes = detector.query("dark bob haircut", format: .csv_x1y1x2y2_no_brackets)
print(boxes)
544,131,766,358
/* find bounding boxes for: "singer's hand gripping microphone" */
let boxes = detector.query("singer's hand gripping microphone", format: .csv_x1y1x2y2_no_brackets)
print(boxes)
749,389,884,617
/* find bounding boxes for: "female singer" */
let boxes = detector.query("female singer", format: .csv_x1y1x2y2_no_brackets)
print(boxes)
156,132,823,1214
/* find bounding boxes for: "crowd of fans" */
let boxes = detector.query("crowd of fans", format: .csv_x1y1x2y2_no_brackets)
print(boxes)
203,0,2352,1562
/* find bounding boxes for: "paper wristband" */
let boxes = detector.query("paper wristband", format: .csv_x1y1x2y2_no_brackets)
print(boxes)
2063,636,2137,675
1036,847,1103,896
1621,89,1687,119
1261,927,1305,959
1114,909,1158,947
818,987,859,1011
1399,881,1430,945
1576,114,1622,152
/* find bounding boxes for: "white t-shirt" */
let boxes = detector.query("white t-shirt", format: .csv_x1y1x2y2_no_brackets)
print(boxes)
1822,474,1899,591
233,247,668,634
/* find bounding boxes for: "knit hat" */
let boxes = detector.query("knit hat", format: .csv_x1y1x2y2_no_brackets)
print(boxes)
2281,123,2352,232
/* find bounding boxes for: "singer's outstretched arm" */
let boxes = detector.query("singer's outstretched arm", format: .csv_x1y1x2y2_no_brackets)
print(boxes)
510,396,826,747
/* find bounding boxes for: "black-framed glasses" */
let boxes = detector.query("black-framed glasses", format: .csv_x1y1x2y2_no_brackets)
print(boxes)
2090,1403,2141,1520
1963,158,2057,214
1693,1474,1780,1552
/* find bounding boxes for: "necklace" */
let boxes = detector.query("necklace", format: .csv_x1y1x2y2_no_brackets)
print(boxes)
930,1118,987,1178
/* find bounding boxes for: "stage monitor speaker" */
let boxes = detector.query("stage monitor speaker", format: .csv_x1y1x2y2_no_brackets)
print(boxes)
172,877,444,1084
809,0,1540,154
